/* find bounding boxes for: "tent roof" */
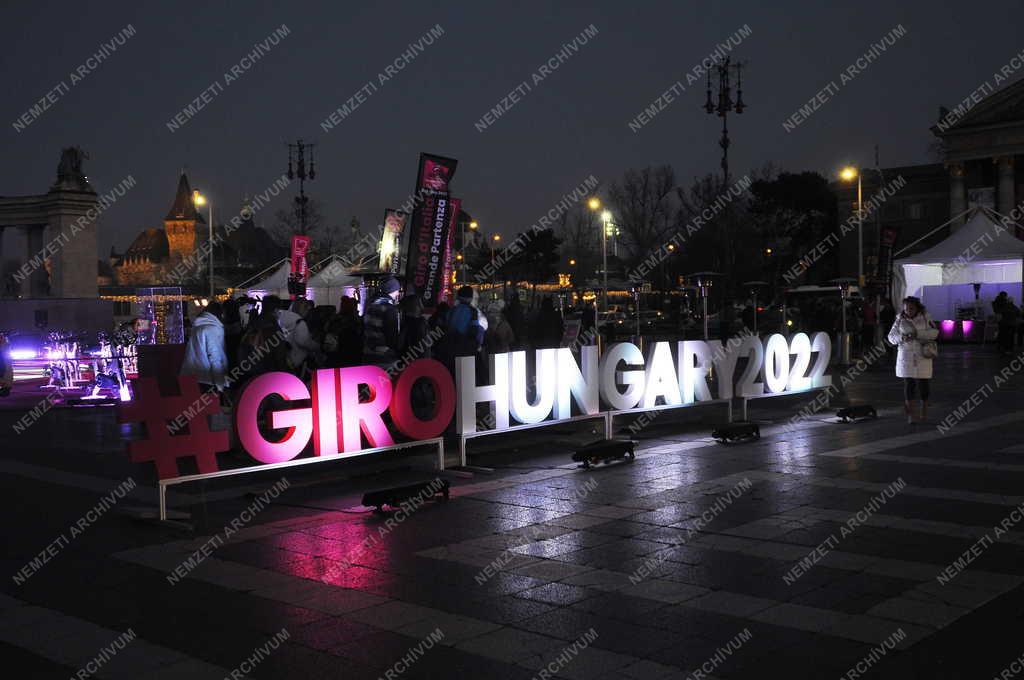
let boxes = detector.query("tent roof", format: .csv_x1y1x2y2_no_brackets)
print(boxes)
308,263,361,287
239,258,291,291
896,208,1024,265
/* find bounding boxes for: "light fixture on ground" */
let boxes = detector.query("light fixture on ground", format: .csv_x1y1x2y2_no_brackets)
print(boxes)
711,421,760,442
836,404,877,422
572,438,636,468
361,478,450,513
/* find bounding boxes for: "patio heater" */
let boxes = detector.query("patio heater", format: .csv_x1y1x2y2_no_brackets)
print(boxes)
689,272,720,341
831,277,856,366
743,280,768,334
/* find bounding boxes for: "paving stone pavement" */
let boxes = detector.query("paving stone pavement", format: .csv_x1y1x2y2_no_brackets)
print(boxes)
2,346,1024,678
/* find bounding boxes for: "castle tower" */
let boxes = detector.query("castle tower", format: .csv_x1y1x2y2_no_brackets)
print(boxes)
164,172,205,261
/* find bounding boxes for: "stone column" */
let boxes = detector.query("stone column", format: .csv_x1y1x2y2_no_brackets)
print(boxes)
997,156,1015,217
23,225,48,297
45,211,97,298
949,162,966,231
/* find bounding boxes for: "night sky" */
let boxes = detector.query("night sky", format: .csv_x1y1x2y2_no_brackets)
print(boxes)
3,0,1022,258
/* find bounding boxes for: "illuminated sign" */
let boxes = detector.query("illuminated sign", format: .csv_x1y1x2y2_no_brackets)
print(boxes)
127,333,831,479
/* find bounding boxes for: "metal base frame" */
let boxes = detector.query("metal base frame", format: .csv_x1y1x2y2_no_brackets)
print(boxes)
739,386,829,421
458,413,612,467
157,437,445,521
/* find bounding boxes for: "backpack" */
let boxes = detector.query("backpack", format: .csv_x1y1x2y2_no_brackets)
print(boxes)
322,331,339,353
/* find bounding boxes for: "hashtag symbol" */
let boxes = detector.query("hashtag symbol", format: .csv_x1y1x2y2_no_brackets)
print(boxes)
119,376,229,480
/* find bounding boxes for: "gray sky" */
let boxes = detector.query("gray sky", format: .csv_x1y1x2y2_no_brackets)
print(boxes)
2,0,1021,258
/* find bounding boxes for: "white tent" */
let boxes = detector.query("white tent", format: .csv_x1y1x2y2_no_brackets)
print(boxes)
894,207,1024,322
236,258,292,300
306,256,363,307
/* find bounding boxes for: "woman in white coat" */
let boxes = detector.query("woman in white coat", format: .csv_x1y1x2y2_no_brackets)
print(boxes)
887,296,938,424
180,302,229,391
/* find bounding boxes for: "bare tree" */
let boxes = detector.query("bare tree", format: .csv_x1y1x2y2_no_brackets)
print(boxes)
270,199,326,245
556,202,601,283
675,172,752,290
607,166,678,268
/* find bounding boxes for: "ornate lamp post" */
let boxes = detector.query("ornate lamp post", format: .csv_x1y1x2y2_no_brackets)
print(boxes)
703,57,746,184
286,140,316,234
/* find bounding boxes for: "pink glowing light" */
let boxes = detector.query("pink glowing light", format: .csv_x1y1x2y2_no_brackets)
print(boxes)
236,372,313,464
961,320,974,335
337,365,394,451
940,320,955,337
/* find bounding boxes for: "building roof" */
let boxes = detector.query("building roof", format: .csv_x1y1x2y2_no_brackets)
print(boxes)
164,173,205,223
933,77,1024,136
218,209,282,267
122,227,169,262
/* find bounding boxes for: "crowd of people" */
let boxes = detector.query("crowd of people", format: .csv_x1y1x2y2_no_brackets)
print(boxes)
993,291,1024,355
179,276,576,398
175,277,1020,434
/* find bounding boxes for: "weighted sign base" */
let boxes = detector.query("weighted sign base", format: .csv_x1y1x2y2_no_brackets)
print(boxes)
572,438,637,468
362,478,450,513
712,421,761,443
836,404,877,422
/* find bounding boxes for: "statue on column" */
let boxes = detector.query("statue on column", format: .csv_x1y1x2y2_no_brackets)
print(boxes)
52,146,93,191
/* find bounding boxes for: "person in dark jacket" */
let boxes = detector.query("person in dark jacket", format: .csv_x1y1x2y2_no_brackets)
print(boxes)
446,286,484,358
399,295,430,359
999,298,1020,355
236,314,289,383
531,296,564,348
580,303,597,343
363,277,402,366
505,294,526,349
222,298,243,373
324,296,363,368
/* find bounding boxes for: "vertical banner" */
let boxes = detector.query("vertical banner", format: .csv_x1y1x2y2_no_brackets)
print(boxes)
378,209,408,275
404,153,458,310
878,226,898,294
289,235,312,299
439,198,461,303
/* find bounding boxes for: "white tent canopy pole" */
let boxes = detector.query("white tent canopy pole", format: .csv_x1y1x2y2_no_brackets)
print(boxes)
234,258,290,288
893,207,973,258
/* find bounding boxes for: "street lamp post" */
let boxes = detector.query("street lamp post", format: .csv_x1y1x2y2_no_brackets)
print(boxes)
490,234,500,294
192,190,213,298
840,166,864,288
586,198,610,313
600,211,611,313
461,220,478,283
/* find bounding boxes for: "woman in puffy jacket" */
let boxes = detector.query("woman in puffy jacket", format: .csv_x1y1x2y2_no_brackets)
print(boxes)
887,296,938,424
180,302,228,392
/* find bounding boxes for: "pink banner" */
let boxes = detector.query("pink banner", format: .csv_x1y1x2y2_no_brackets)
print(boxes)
404,153,458,310
289,235,312,299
